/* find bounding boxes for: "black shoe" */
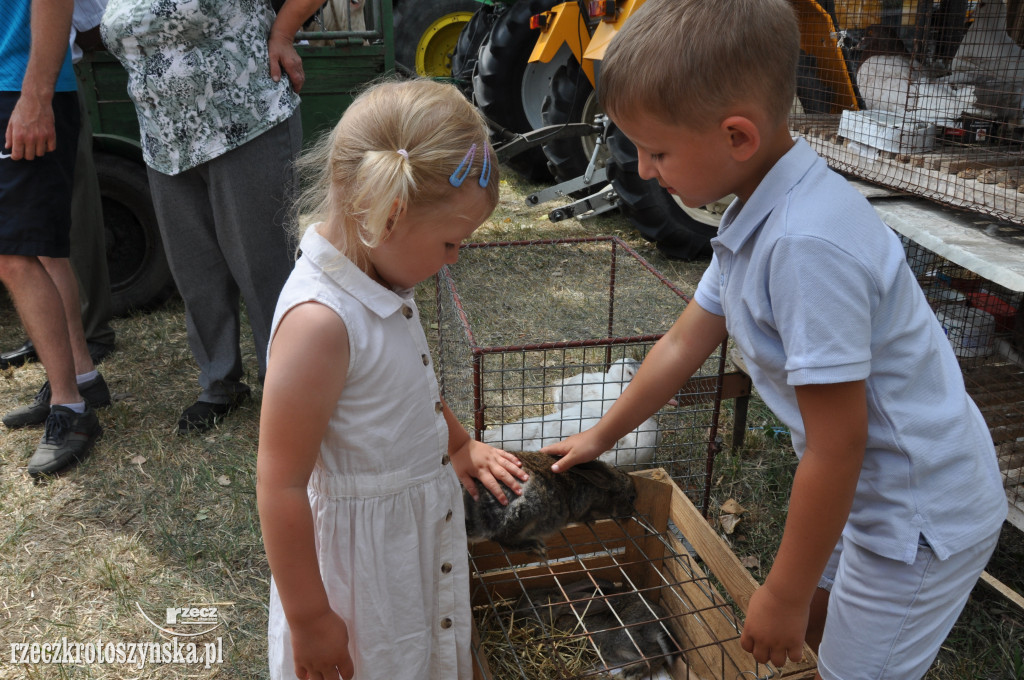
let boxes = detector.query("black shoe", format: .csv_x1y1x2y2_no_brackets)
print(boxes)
2,374,112,429
177,386,251,434
28,405,103,477
0,339,36,369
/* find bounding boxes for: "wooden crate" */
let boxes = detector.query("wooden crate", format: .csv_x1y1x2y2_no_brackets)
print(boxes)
468,469,819,680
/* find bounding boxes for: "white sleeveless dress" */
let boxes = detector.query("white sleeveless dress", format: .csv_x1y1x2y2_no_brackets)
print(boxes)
267,226,471,680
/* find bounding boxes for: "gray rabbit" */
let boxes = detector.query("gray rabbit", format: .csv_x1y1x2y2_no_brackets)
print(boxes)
464,450,637,557
518,577,682,679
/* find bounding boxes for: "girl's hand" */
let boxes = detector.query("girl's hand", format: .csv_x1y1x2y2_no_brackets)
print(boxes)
541,429,611,473
291,609,354,680
452,440,529,505
739,583,807,669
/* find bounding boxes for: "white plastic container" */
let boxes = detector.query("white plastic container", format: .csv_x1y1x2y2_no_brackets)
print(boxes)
935,304,996,358
838,109,937,154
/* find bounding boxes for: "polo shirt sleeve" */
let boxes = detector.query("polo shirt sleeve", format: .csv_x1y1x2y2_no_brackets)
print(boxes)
768,234,875,386
693,257,724,317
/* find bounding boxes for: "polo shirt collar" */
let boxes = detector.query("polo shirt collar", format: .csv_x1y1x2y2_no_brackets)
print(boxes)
299,226,414,319
714,137,819,252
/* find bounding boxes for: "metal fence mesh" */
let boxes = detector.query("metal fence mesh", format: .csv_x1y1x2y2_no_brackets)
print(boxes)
899,232,1024,524
468,512,774,680
791,0,1024,225
435,237,729,513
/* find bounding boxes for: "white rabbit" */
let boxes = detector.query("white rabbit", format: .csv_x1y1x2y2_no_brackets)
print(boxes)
483,393,660,470
551,357,640,410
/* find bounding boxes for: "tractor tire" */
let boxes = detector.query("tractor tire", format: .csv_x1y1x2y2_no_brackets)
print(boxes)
605,127,717,261
540,57,607,192
94,153,175,316
472,0,562,182
450,2,501,96
394,0,481,77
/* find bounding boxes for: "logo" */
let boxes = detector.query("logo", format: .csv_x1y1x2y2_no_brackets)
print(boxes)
0,152,11,159
136,602,230,637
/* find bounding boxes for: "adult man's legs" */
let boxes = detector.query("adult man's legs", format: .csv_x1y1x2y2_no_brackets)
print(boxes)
0,88,115,368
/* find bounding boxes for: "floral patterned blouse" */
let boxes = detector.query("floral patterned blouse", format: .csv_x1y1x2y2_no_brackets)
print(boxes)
101,0,300,175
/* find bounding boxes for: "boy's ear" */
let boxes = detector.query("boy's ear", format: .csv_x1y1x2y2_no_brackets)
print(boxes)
721,115,760,162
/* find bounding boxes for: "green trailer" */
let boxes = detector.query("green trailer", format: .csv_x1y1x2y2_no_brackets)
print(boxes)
75,0,395,315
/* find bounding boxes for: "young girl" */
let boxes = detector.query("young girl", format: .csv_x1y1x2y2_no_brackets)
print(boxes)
256,79,529,680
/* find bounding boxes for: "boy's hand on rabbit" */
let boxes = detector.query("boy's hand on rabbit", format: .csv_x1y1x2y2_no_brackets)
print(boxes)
543,430,611,473
739,583,807,669
453,440,528,505
291,609,354,680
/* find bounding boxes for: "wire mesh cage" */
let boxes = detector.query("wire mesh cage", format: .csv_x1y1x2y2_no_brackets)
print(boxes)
790,0,1024,224
899,233,1024,527
468,470,815,680
435,237,736,513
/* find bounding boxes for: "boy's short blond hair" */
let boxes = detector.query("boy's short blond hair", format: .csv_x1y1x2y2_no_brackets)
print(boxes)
600,0,800,130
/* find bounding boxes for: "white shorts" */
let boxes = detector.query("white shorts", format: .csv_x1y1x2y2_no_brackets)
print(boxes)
816,528,1000,680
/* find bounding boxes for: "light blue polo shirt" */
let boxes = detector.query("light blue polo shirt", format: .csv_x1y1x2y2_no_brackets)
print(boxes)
694,139,1006,564
0,1,77,92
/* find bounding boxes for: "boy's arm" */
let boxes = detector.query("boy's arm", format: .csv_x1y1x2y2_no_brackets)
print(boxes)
7,0,74,160
256,302,354,680
545,300,728,471
740,379,867,668
443,400,529,505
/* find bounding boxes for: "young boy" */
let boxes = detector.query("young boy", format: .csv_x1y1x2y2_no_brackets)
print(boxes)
542,1,1008,678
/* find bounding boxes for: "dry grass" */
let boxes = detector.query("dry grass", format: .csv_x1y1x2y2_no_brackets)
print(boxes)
1,168,1022,679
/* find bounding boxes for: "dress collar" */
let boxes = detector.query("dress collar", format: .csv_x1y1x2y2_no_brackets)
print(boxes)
299,226,415,319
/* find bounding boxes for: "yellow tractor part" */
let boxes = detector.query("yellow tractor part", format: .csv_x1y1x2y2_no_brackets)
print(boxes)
791,0,859,112
528,2,595,82
529,0,859,113
415,10,477,77
580,0,646,69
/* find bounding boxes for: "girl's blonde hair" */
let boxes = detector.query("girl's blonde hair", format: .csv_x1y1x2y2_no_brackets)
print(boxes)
600,0,799,131
294,78,499,268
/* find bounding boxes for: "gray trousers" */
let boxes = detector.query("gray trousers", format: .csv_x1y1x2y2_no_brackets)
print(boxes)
71,88,115,347
147,112,300,403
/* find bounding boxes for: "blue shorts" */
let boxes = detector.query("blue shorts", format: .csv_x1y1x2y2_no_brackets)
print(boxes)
0,90,80,257
816,529,1000,679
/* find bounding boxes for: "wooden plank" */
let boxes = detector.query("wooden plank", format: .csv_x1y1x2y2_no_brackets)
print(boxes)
468,520,632,573
659,543,761,679
676,372,751,406
636,469,821,679
629,473,673,595
980,571,1024,613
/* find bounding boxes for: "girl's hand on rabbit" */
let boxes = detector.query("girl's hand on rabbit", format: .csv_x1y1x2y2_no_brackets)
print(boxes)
291,609,354,680
453,439,528,505
543,429,613,473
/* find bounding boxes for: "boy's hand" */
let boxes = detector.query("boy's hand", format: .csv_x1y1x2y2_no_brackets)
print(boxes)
739,583,807,669
290,609,354,680
542,429,612,472
452,439,528,505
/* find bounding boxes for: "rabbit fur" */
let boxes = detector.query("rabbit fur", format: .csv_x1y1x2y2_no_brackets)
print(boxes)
551,357,640,409
517,577,681,679
482,407,660,469
463,451,636,557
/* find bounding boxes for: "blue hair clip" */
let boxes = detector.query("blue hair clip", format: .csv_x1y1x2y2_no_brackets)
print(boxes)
479,143,491,188
449,144,477,188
